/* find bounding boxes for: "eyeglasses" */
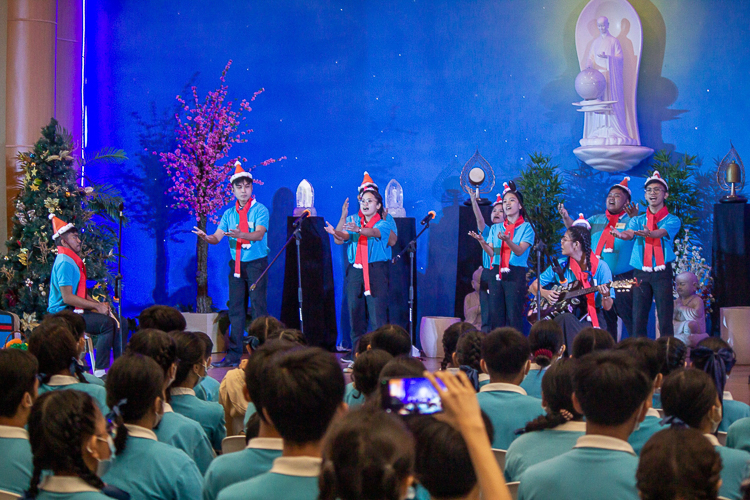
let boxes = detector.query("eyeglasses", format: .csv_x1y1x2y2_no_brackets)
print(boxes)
645,188,664,194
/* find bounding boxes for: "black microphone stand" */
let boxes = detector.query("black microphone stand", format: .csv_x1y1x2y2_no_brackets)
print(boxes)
392,219,431,347
115,203,124,321
251,213,308,334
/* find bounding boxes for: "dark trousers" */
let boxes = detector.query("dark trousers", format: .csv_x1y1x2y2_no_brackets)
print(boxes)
602,270,635,340
228,257,268,362
346,262,390,352
479,268,493,333
80,310,122,370
633,263,674,337
554,310,607,352
487,266,527,332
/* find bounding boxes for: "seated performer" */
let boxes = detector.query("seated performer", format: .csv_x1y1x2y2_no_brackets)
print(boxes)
673,271,708,347
47,214,122,377
528,220,613,350
469,190,505,332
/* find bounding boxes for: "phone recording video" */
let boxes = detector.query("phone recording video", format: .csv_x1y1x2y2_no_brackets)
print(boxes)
380,376,445,415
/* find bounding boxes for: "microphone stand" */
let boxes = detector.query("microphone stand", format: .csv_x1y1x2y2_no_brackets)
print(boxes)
115,203,124,322
522,209,560,325
251,213,308,334
392,219,431,347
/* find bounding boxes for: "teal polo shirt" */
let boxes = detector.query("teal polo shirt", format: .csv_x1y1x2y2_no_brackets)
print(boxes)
627,408,664,455
344,214,394,264
727,416,750,453
504,420,586,482
202,437,283,500
520,365,548,400
35,476,115,500
626,212,681,270
38,375,109,415
720,399,750,433
344,382,365,409
0,426,32,495
476,383,544,450
218,200,270,262
195,376,221,403
539,257,615,305
706,433,750,500
170,388,227,452
155,403,216,475
588,212,634,276
481,225,492,269
48,253,81,313
487,221,534,268
217,456,322,500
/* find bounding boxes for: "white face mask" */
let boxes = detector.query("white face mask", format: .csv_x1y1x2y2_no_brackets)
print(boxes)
88,435,116,478
153,401,165,429
710,405,723,434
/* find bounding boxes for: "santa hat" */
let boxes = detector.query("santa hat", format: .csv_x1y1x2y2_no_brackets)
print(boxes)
609,176,631,196
229,161,253,183
492,193,503,206
645,170,668,191
501,182,512,197
572,213,591,231
358,171,378,196
49,213,75,240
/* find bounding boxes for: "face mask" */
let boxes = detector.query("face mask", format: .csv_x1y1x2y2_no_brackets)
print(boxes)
153,401,165,429
710,406,723,434
88,435,116,478
632,402,647,433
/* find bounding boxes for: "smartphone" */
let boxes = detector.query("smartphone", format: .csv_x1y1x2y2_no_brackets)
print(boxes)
380,377,445,415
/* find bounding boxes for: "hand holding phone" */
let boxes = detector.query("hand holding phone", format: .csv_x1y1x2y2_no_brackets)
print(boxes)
380,377,446,415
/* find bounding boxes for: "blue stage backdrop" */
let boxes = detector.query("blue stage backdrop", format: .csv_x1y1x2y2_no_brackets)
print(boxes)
83,0,750,343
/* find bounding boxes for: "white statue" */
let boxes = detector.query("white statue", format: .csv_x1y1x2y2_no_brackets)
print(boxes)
385,179,406,218
572,0,653,172
294,179,316,216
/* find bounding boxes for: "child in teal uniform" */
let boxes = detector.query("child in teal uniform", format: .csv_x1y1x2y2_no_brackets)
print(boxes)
47,311,105,387
691,337,749,432
439,322,476,371
203,340,296,500
637,427,722,500
343,332,373,406
217,347,346,500
454,330,488,390
138,304,186,333
369,324,411,358
520,320,563,399
169,331,226,451
570,326,614,358
194,332,221,403
652,337,686,409
103,354,203,500
348,349,393,408
518,351,651,500
476,327,544,450
615,338,666,454
505,360,586,482
0,350,37,495
469,190,505,333
661,368,750,500
27,390,125,500
29,322,109,414
126,329,215,475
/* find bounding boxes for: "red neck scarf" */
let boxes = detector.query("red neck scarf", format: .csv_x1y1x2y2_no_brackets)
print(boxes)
233,197,256,278
569,252,600,328
643,206,669,272
354,211,382,296
57,246,87,298
497,216,524,280
594,210,624,256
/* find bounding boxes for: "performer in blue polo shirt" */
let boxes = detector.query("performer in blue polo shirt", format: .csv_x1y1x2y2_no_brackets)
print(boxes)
325,172,396,353
194,162,270,367
558,177,637,338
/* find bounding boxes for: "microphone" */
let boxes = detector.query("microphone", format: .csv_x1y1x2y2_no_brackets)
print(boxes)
292,209,311,227
118,202,124,218
420,211,436,225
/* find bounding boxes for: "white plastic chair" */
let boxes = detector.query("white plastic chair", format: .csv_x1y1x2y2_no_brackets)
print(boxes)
506,482,520,500
717,431,727,446
0,489,21,500
492,448,506,474
221,435,246,454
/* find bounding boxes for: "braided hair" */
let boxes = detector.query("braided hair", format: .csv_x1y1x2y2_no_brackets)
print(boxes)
518,359,582,434
319,407,414,500
27,390,105,498
656,337,687,376
565,226,592,272
127,329,177,401
441,322,476,370
28,322,87,383
267,328,308,346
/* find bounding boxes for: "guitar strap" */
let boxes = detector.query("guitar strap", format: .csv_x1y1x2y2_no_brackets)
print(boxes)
569,253,600,328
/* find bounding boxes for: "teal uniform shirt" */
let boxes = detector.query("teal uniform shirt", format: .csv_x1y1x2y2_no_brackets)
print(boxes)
218,200,270,262
155,403,215,475
539,257,615,305
410,483,432,500
34,476,115,500
195,376,221,403
628,409,664,455
481,225,492,269
588,212,634,276
478,373,490,388
519,365,548,400
721,399,750,433
504,421,586,482
487,221,534,268
48,253,82,314
626,212,681,270
202,437,283,500
103,425,203,500
344,214,395,264
39,375,109,415
518,435,639,500
344,382,365,409
82,372,105,387
217,456,322,500
170,388,226,452
243,402,257,427
0,426,32,495
727,416,750,452
476,383,544,450
705,433,750,500
652,391,661,409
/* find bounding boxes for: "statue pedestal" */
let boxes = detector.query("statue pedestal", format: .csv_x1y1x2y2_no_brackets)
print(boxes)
574,145,653,172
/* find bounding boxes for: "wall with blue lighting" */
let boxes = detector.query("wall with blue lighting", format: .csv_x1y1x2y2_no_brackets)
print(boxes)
83,0,750,340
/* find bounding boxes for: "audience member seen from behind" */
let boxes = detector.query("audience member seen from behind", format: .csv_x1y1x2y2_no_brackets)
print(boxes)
194,331,221,403
267,328,307,346
653,337,687,409
661,368,750,500
476,327,544,450
319,408,415,500
517,351,651,500
637,427,722,500
0,349,38,495
217,347,346,500
138,305,186,332
440,322,476,371
520,320,564,398
344,332,374,407
248,316,285,347
504,359,585,482
570,326,614,358
454,330,486,391
349,349,394,408
47,311,104,386
370,324,412,358
380,357,428,380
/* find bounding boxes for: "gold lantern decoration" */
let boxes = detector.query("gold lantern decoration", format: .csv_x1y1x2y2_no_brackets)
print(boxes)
716,143,747,203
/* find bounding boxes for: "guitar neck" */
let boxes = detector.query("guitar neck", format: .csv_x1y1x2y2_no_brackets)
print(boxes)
564,283,607,300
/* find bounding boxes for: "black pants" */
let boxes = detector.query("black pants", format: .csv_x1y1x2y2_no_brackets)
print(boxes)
487,266,527,332
80,310,123,370
479,268,493,333
633,263,674,337
602,270,635,340
346,262,389,352
228,257,268,362
554,310,607,352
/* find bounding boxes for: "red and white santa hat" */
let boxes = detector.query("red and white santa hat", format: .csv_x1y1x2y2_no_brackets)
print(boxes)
357,171,378,197
501,182,512,197
645,170,668,191
49,213,75,240
609,176,631,196
492,193,503,206
572,213,591,231
229,161,253,183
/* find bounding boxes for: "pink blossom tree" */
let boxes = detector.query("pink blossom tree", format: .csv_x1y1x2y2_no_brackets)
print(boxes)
159,60,282,313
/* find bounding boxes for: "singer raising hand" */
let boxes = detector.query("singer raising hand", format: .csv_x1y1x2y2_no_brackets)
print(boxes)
324,172,396,356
